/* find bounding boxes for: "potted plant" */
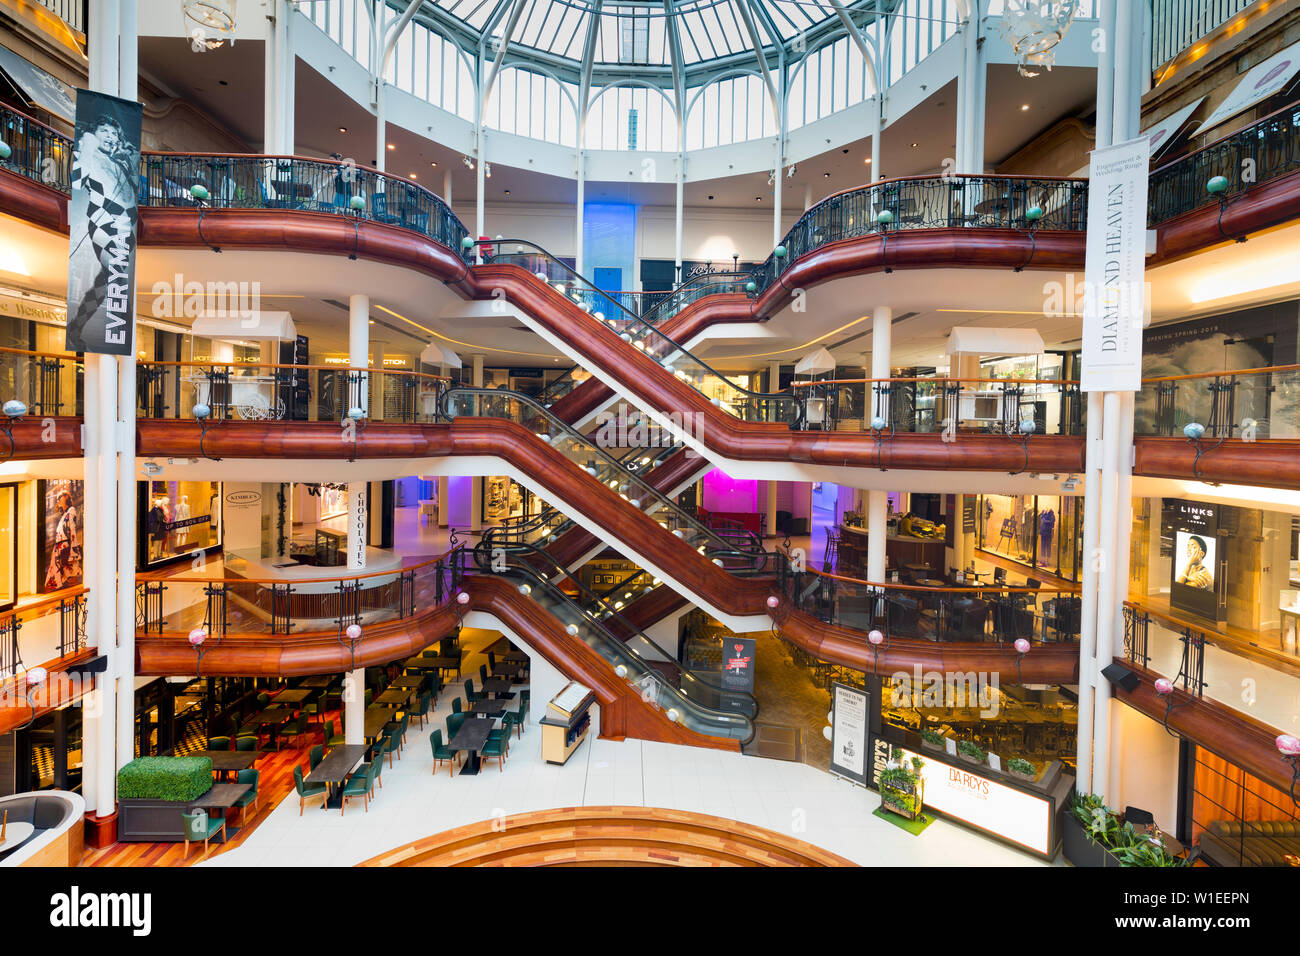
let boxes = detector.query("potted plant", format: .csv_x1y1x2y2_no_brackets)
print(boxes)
1062,792,1188,868
116,756,215,842
920,727,946,751
1006,757,1037,781
879,764,924,821
957,739,985,764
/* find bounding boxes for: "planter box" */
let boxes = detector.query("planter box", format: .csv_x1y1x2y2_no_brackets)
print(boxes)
921,738,945,751
117,799,203,843
1061,814,1122,867
958,752,985,764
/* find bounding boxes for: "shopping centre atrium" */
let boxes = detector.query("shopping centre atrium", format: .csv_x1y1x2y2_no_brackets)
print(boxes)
0,0,1298,871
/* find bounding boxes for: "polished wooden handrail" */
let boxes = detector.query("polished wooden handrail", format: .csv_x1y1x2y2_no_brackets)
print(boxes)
0,344,81,363
136,545,462,586
137,358,451,381
790,376,1076,388
804,171,1089,220
775,545,1080,594
1139,362,1300,384
2,586,89,626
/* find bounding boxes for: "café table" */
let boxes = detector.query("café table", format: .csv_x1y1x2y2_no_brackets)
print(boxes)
479,678,517,698
501,650,529,663
389,676,424,691
488,637,514,656
468,699,509,718
304,744,368,809
374,688,412,708
273,688,312,705
299,675,334,690
363,707,395,742
448,718,494,775
192,750,258,777
190,782,252,840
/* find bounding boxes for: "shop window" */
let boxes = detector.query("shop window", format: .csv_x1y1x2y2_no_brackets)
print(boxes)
1188,746,1299,867
141,481,222,568
976,493,1080,582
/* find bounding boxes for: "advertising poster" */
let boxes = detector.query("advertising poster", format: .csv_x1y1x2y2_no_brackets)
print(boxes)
39,479,84,592
830,682,869,786
1167,499,1221,621
65,88,143,355
719,637,756,695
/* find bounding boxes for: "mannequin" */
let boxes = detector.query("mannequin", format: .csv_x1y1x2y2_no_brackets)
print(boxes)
174,494,192,547
1038,508,1056,564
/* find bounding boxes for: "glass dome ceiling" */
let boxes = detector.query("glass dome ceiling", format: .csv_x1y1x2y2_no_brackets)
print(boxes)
406,0,889,84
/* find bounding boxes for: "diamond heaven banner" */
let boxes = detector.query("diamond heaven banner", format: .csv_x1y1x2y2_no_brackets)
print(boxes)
1081,136,1150,393
65,88,143,356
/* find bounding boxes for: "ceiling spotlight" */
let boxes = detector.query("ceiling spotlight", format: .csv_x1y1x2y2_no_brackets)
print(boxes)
754,196,762,202
338,126,347,133
823,172,830,178
707,194,714,200
504,189,511,195
462,156,474,169
1021,104,1031,111
910,142,919,148
387,143,396,150
864,157,872,164
484,162,492,178
408,173,417,179
787,164,796,177
430,161,438,167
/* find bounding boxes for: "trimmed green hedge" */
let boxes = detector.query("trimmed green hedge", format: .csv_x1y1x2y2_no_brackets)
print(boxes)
117,757,214,802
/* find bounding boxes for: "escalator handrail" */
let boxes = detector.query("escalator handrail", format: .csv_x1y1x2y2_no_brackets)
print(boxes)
473,540,758,723
441,385,766,564
474,240,801,421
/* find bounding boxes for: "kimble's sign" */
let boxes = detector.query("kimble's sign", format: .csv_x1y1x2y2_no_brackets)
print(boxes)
1081,136,1150,393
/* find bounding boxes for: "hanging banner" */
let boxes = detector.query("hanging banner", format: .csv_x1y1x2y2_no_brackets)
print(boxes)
65,88,142,355
1080,136,1150,393
830,682,869,786
1141,96,1204,159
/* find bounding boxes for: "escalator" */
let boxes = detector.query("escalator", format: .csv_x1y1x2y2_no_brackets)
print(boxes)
470,540,756,744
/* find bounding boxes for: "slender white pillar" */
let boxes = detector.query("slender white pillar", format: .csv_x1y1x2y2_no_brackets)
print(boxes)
115,0,139,773
804,183,812,211
348,294,369,413
80,0,121,822
1075,390,1104,794
575,151,586,277
768,361,781,393
1091,392,1122,802
263,5,278,151
437,475,449,527
674,160,684,283
765,481,778,540
279,1,295,156
475,134,486,251
443,167,452,204
772,141,783,247
867,305,892,581
470,355,485,533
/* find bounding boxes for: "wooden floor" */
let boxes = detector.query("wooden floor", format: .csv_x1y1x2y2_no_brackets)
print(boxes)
81,709,346,867
359,806,857,867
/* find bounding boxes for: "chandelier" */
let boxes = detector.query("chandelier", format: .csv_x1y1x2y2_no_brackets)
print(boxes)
999,0,1080,77
183,0,237,50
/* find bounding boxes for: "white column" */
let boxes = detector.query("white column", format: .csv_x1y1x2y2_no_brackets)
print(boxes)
470,355,484,533
80,0,121,822
348,294,369,414
804,183,812,211
263,4,278,151
768,361,781,393
772,140,783,247
279,0,295,156
575,151,586,277
371,341,385,421
443,167,453,204
475,133,486,252
344,475,368,747
674,158,684,284
115,0,138,774
437,475,450,527
867,305,892,581
1091,392,1122,800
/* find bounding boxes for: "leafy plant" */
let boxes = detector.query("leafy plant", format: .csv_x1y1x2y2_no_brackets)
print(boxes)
911,755,924,775
880,766,917,792
1007,757,1036,776
890,745,903,763
117,757,214,802
957,739,985,761
920,727,945,746
1067,792,1187,867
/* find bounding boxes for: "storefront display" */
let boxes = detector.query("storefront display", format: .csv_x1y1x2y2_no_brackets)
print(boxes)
0,484,14,609
977,493,1080,581
140,481,221,567
37,479,82,594
1165,499,1223,622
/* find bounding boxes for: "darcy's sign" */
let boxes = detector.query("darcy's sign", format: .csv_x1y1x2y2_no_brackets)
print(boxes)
1080,136,1149,393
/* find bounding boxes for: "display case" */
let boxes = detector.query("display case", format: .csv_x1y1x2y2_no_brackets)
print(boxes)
540,681,595,765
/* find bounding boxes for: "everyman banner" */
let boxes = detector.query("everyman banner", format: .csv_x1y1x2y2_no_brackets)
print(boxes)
1080,136,1149,393
65,88,142,355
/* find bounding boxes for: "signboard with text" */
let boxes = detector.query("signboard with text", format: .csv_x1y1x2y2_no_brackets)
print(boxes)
719,636,756,695
1081,136,1150,392
830,682,869,786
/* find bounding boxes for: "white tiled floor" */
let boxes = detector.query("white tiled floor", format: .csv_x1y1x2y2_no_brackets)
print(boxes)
204,689,1052,867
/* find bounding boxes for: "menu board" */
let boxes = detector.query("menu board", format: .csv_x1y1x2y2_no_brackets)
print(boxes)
719,637,756,694
548,681,594,719
830,682,869,786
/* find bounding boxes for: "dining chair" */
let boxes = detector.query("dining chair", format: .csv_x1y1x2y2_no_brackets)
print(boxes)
464,679,484,705
480,734,507,772
340,763,373,815
181,809,226,859
478,664,489,686
232,768,260,822
429,729,458,776
325,719,345,748
512,698,527,737
279,714,309,749
309,744,324,771
235,735,259,753
207,735,231,751
293,765,327,815
446,712,466,740
451,696,463,715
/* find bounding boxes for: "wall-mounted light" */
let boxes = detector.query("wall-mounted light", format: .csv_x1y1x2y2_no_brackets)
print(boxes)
1154,677,1182,737
1183,420,1225,481
17,666,48,730
192,402,221,461
1013,637,1030,683
1011,418,1036,475
1278,734,1300,807
0,399,26,462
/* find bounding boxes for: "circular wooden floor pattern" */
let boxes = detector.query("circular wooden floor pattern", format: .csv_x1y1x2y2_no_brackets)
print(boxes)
358,805,856,867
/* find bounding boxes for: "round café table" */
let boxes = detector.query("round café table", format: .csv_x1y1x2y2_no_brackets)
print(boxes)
0,821,35,851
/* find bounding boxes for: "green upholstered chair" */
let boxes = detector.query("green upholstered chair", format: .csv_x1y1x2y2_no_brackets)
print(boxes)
207,735,231,751
293,764,327,815
512,698,527,737
446,712,466,739
235,735,259,752
429,729,457,776
325,719,345,748
309,744,324,771
256,692,271,707
181,809,226,858
451,696,463,715
232,768,259,821
480,733,507,771
464,679,483,704
409,692,431,729
278,714,308,749
479,664,489,685
340,763,373,815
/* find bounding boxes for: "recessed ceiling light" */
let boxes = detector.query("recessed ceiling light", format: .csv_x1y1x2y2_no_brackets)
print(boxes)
409,173,417,179
754,196,762,201
910,142,919,148
504,189,511,195
864,157,871,164
1020,104,1031,111
387,143,396,150
218,80,228,86
707,195,714,200
338,126,347,133
823,172,830,178
430,161,437,167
